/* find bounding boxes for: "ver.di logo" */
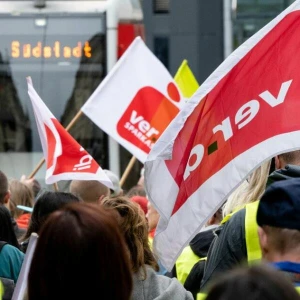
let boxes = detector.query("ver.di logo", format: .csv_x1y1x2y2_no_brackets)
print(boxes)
117,83,181,153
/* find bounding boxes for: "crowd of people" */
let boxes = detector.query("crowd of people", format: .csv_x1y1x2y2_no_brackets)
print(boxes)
1,150,300,299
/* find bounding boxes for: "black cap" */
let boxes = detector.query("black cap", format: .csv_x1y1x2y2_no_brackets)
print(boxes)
257,178,300,230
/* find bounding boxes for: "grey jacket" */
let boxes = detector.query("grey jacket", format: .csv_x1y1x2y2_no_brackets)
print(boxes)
132,265,193,300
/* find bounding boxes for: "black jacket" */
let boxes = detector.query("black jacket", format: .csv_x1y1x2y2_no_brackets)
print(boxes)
168,226,218,299
200,164,300,291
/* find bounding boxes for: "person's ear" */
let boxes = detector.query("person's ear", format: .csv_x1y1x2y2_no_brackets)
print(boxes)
97,194,107,205
3,190,11,209
275,156,282,169
258,226,269,258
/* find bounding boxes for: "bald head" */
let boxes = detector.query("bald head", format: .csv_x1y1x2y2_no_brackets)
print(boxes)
69,180,110,204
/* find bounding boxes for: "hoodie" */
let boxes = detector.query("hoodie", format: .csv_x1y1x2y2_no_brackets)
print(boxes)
132,265,193,300
267,164,300,186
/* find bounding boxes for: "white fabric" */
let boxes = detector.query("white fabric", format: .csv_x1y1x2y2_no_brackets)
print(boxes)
82,37,184,163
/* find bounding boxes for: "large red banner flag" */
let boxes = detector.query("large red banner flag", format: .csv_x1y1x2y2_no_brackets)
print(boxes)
144,1,300,270
27,77,113,188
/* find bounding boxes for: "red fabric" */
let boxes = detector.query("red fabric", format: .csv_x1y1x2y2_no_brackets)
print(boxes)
131,196,148,215
148,228,156,239
16,213,31,229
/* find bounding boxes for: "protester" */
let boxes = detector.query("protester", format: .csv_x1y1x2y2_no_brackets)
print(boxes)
172,208,222,299
0,171,24,239
20,175,41,198
203,265,300,300
104,169,123,196
20,191,81,253
69,179,110,204
9,179,34,230
146,200,167,275
257,178,300,287
222,160,271,217
28,202,132,300
0,205,24,299
101,196,193,300
126,185,147,198
200,157,284,289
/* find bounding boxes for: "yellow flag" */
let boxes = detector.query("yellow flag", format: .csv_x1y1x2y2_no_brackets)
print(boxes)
174,59,199,98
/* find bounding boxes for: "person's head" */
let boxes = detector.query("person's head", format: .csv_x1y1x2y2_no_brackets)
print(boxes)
9,179,34,219
69,180,110,204
257,178,300,263
0,205,20,249
28,202,132,300
146,201,160,232
22,191,81,241
276,150,300,169
126,185,146,198
206,208,222,226
101,196,159,275
104,169,123,197
223,160,271,217
0,171,10,207
205,265,300,300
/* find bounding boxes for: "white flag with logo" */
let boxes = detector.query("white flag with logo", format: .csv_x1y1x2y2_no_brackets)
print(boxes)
145,0,300,270
82,37,184,163
27,77,113,188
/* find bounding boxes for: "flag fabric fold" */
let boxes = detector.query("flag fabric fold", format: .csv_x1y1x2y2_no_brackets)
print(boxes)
81,37,184,163
145,0,300,270
27,77,113,188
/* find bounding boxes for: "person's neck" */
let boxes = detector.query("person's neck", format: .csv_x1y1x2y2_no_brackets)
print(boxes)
268,252,300,264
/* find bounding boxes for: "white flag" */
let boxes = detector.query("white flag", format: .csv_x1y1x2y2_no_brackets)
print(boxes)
82,37,184,163
145,1,300,270
27,77,113,188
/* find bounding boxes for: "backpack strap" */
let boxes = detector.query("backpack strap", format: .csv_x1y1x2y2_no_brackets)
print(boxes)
0,241,8,253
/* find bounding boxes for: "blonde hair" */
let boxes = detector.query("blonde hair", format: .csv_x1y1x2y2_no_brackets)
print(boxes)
101,196,159,276
9,179,34,218
223,160,271,217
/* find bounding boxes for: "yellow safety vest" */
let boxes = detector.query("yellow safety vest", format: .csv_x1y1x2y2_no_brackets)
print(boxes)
0,281,3,300
245,201,261,264
222,200,261,264
175,246,206,284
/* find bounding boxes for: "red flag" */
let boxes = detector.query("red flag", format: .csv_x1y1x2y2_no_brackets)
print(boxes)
27,77,113,188
145,1,300,270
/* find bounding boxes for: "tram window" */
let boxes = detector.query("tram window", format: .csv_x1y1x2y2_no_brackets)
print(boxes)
0,15,109,173
153,36,169,69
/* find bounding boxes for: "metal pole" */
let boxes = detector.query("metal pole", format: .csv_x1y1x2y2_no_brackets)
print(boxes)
106,0,121,177
223,0,234,58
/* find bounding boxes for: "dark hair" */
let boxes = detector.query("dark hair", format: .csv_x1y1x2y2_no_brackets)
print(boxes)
101,196,159,276
21,191,81,242
0,171,8,204
278,150,300,165
28,202,132,300
205,265,300,300
0,205,20,249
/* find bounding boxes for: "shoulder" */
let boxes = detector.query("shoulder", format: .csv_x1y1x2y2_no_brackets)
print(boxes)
1,244,24,260
132,266,193,300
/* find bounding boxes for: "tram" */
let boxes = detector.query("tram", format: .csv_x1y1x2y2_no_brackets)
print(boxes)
0,0,144,189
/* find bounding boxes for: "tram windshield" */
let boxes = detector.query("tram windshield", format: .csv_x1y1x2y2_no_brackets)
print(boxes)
0,14,108,182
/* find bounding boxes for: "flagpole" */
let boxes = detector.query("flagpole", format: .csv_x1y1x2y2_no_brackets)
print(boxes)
53,183,59,191
28,110,84,179
119,156,137,187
